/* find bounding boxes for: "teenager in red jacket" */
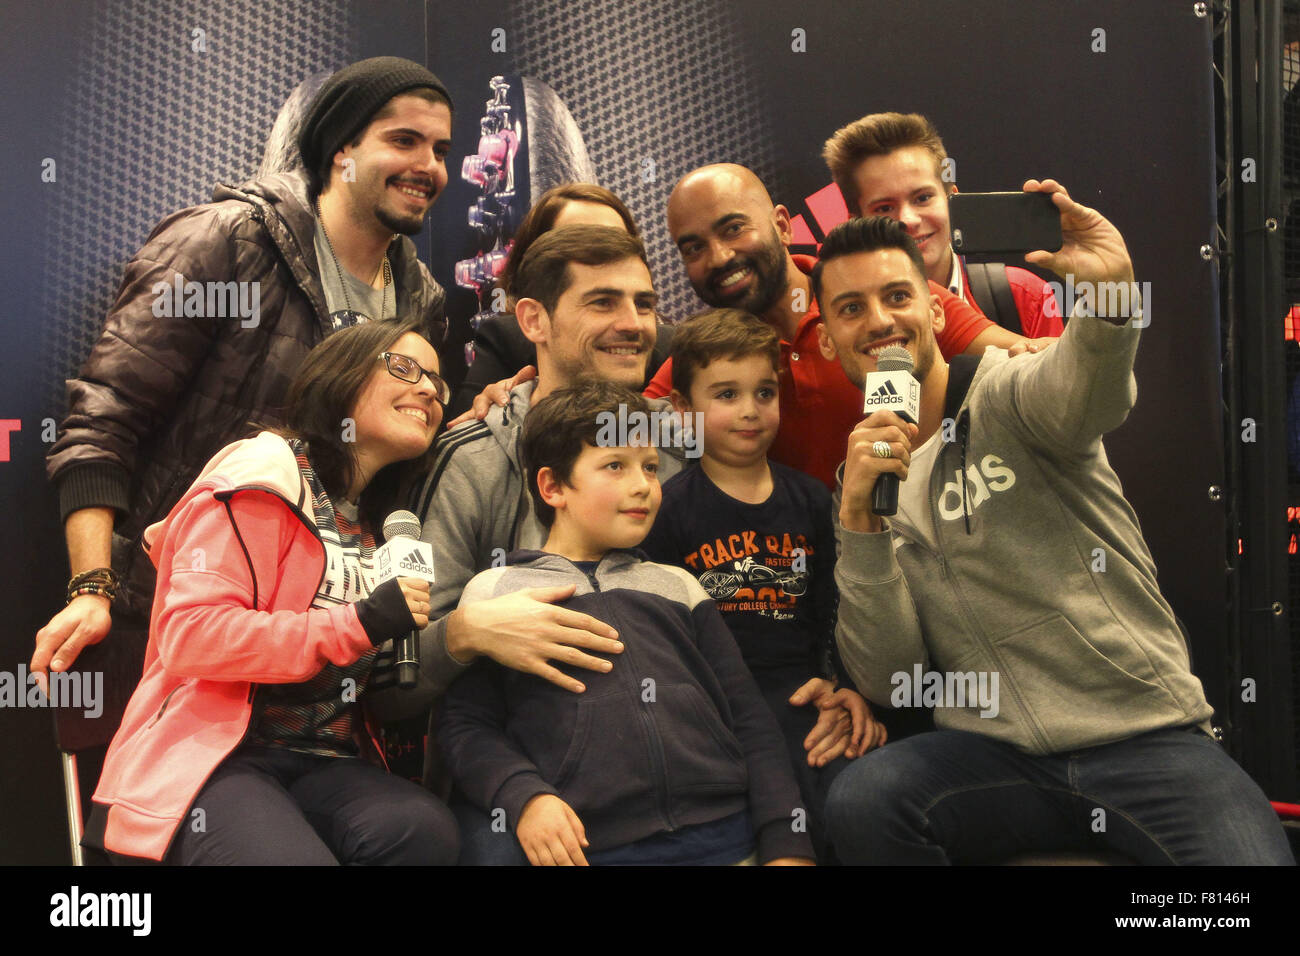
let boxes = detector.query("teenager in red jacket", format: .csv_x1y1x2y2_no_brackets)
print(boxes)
822,112,1064,340
84,318,459,865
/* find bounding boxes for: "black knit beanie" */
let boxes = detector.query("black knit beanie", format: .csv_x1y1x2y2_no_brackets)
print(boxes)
298,56,453,178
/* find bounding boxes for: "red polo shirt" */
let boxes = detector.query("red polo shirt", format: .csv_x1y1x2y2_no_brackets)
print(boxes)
646,255,991,489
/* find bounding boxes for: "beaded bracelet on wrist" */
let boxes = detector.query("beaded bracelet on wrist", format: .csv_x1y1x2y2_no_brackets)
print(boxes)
68,582,116,603
66,567,119,605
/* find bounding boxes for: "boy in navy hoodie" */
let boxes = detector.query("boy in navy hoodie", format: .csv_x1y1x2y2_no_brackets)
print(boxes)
438,380,814,865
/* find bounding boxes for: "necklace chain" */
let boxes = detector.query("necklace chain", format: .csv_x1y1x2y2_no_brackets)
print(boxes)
316,198,391,320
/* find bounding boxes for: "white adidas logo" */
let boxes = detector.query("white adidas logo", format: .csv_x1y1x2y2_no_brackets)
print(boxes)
936,454,1017,520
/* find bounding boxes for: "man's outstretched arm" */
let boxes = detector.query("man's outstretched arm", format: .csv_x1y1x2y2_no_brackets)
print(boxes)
980,180,1142,458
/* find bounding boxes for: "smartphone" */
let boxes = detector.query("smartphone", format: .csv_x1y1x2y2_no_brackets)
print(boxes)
949,192,1062,255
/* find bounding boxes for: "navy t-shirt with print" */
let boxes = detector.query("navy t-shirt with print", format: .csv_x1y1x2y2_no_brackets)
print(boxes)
641,461,838,679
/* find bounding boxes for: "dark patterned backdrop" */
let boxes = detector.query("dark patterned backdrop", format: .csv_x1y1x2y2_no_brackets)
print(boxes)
40,0,355,408
508,0,781,322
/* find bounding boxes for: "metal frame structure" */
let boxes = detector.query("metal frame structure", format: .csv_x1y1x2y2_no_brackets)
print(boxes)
1220,0,1298,800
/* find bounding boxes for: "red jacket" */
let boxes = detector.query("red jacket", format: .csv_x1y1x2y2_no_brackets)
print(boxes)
91,432,381,861
957,259,1064,339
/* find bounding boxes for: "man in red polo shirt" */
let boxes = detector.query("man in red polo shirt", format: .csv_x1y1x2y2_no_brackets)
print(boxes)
648,163,1038,489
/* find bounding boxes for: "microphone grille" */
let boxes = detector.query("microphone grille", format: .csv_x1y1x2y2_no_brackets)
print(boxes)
876,345,914,373
382,510,422,541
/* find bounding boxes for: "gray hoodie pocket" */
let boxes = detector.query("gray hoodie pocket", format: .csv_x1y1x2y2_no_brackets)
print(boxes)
991,613,1185,746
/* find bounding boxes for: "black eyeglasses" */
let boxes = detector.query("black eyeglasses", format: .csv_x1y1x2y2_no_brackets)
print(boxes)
379,352,450,406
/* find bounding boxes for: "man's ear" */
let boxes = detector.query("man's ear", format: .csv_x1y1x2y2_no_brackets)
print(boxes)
816,320,838,362
516,298,550,345
929,293,947,336
669,388,692,415
772,204,794,247
536,465,566,514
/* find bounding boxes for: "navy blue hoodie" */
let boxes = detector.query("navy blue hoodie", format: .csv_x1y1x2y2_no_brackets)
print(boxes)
438,548,814,863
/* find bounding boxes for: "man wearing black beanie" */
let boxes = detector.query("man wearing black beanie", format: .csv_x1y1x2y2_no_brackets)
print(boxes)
37,57,452,687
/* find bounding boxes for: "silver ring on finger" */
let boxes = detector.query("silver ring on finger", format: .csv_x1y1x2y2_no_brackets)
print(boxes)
872,440,893,459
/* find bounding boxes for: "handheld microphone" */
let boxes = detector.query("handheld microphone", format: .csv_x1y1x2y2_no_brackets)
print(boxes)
376,511,435,689
861,345,919,517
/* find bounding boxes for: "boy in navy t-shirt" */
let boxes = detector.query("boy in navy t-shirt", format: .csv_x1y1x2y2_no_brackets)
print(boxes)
642,308,886,860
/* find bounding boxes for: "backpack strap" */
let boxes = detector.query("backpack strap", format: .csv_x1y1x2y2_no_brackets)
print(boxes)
965,262,1023,336
944,353,983,423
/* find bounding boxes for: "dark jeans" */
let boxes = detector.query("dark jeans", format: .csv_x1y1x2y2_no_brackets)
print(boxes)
453,799,529,866
168,745,459,865
825,726,1295,865
753,667,850,863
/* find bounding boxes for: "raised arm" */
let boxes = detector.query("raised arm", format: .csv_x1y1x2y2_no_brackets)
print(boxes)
980,180,1141,458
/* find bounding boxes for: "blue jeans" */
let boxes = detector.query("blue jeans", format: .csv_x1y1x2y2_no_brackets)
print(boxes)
825,726,1295,865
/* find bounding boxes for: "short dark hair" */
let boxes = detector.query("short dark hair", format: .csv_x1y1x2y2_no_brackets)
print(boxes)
513,225,649,316
283,315,435,529
811,216,928,305
501,184,639,300
669,308,779,400
521,378,652,527
822,112,949,214
312,87,452,196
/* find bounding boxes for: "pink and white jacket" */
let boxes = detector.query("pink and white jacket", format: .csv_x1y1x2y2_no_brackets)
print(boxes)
91,432,387,861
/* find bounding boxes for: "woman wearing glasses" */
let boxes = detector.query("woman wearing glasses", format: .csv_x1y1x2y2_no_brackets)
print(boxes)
83,317,459,865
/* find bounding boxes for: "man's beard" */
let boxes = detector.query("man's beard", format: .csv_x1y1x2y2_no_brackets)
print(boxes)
700,230,788,315
375,204,426,236
556,350,649,390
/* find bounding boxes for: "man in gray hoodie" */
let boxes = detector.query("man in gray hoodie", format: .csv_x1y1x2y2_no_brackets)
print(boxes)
392,225,700,864
395,226,691,706
814,182,1293,864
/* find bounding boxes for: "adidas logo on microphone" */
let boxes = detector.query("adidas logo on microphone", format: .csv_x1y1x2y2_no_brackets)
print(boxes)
399,548,434,576
862,369,920,418
864,379,903,406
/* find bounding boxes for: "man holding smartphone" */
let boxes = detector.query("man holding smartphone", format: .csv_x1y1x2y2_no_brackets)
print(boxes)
813,184,1292,865
823,111,1063,341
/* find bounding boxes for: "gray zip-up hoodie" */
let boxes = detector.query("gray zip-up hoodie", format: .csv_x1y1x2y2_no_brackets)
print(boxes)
834,304,1214,756
369,380,690,714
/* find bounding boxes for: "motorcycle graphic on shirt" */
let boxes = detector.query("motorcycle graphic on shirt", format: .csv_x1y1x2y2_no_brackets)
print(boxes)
697,556,807,620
